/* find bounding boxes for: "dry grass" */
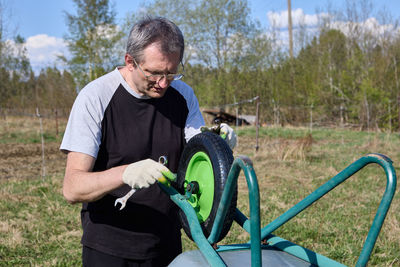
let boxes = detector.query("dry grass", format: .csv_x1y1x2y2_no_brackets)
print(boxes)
1,117,399,266
0,115,67,180
214,126,400,266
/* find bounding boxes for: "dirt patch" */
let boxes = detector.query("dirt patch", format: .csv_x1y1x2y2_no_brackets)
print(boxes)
0,142,66,179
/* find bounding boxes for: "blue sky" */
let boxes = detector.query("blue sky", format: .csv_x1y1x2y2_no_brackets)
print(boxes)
4,0,400,72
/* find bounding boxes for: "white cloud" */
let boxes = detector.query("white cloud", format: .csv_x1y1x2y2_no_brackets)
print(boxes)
24,34,69,73
267,8,330,29
265,8,399,55
330,17,399,38
266,8,399,39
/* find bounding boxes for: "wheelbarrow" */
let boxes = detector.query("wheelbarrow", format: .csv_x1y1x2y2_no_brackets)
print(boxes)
159,131,397,267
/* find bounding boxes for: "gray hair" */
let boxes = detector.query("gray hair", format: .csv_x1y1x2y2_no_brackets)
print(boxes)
126,17,184,63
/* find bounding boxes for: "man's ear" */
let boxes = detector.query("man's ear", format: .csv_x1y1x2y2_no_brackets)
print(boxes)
125,54,135,71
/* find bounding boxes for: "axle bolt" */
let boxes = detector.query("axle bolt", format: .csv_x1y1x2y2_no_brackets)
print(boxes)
186,181,200,194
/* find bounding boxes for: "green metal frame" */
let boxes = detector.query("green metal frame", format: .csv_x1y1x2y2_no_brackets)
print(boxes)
160,153,396,267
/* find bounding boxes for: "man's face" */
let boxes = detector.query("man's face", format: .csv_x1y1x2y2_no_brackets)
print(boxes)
128,43,181,98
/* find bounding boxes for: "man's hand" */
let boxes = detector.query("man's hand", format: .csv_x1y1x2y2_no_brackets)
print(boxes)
122,159,170,188
201,123,237,149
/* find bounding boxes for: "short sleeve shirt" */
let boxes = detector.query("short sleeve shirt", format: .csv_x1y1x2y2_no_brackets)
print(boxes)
60,68,204,260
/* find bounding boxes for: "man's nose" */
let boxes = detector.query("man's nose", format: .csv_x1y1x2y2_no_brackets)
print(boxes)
157,76,170,88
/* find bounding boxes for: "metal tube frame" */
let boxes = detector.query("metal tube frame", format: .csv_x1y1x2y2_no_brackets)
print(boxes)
259,153,396,267
160,184,227,267
208,156,261,267
162,153,396,267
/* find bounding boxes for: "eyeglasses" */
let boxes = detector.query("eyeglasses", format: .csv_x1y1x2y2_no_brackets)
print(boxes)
133,57,184,82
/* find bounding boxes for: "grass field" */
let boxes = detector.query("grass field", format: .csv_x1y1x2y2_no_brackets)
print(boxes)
0,116,399,266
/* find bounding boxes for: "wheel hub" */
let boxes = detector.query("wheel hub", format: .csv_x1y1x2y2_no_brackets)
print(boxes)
184,151,215,222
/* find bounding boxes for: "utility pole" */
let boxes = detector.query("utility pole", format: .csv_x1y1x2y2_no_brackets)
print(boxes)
287,0,293,59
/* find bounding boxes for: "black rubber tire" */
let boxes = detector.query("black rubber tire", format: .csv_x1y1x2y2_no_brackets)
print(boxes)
177,131,237,242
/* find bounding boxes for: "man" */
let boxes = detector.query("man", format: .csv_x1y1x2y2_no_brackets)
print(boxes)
61,17,236,266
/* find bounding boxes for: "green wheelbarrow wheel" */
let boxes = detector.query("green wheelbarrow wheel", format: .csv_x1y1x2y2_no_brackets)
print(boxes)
177,131,237,242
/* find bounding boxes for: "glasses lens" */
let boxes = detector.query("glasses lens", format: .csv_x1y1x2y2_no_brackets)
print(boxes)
147,75,161,82
173,74,184,80
147,74,174,83
143,62,184,82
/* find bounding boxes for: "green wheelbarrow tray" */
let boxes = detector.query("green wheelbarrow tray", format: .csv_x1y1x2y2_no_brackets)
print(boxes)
161,151,396,267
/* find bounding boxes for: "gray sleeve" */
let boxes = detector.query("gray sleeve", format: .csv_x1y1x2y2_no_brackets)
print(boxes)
171,80,205,142
60,88,104,158
60,71,120,158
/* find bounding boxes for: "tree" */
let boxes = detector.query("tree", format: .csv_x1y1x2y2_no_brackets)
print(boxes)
60,70,78,111
64,0,123,87
133,0,267,70
188,0,259,71
128,0,268,106
0,1,31,108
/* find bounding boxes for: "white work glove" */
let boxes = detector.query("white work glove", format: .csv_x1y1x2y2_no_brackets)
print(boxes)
201,123,237,150
220,123,237,149
122,159,170,189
